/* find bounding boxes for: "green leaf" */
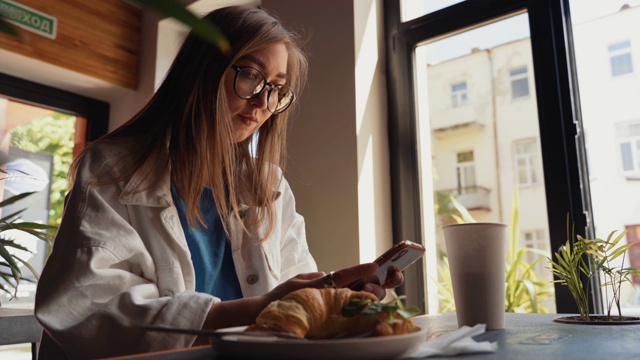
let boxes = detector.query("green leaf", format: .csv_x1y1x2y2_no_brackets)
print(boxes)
0,208,27,223
0,17,21,39
129,0,230,54
449,195,476,223
0,240,32,253
0,244,21,280
0,192,35,208
15,256,40,280
341,298,372,317
396,306,421,319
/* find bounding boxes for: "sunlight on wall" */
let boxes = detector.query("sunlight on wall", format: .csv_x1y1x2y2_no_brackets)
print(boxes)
415,46,439,313
355,0,379,263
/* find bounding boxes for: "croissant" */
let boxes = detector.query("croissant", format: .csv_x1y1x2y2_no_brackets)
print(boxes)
248,288,418,339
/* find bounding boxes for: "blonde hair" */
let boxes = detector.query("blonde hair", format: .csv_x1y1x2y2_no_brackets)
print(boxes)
70,6,308,242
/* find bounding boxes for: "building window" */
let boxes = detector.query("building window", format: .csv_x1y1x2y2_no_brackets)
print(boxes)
523,229,548,275
609,40,634,77
456,150,476,193
514,140,540,186
617,122,640,178
510,67,529,99
451,81,468,108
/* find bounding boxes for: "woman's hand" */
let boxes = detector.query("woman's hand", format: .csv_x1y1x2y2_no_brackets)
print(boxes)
267,263,404,300
337,265,404,299
264,262,381,302
203,263,404,331
203,263,380,331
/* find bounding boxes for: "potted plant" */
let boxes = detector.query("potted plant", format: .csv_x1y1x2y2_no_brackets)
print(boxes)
549,216,640,324
0,190,56,303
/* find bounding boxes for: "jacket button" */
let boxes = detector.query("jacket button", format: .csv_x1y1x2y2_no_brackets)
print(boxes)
246,274,259,284
162,290,174,297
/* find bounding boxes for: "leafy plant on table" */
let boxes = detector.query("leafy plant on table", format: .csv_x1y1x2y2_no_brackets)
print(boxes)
549,215,640,321
548,217,593,320
587,229,640,320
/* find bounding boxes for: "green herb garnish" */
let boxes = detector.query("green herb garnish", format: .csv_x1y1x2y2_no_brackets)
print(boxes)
341,291,421,322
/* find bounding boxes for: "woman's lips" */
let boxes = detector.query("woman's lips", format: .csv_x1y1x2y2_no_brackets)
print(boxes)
238,114,258,126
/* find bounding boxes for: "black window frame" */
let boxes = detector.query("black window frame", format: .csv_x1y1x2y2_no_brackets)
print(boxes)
0,72,109,143
384,0,597,314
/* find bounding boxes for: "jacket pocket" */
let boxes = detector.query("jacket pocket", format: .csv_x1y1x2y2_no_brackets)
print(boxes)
261,246,282,282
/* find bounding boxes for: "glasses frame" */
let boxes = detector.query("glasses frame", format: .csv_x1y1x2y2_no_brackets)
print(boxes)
231,65,295,114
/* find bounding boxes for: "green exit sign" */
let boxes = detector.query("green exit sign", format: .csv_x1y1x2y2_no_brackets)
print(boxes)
0,0,57,39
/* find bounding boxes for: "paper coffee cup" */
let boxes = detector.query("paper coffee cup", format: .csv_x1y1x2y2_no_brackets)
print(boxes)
443,222,507,330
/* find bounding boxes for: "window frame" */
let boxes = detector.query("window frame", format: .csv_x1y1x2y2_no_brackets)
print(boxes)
514,139,540,187
0,72,109,143
451,81,468,108
455,150,476,192
608,39,634,78
510,66,530,99
617,121,640,178
384,0,596,314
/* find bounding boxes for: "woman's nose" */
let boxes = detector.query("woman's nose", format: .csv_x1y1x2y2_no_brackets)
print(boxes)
250,87,270,110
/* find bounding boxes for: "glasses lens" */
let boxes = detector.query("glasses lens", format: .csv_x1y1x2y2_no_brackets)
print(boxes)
269,85,295,114
235,67,265,99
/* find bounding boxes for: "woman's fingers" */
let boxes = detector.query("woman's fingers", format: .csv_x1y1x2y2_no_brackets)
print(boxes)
362,283,387,299
331,263,378,287
382,266,404,288
295,272,326,281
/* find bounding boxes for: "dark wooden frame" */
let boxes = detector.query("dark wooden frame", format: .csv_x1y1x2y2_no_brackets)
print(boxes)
0,72,109,142
384,0,597,314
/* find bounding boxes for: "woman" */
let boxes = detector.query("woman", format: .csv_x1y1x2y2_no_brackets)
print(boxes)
34,5,402,358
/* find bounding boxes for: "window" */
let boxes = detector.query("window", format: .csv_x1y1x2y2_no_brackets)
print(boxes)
391,0,640,318
407,10,553,314
456,151,475,193
510,67,529,98
523,229,549,276
0,73,108,308
400,0,466,22
514,140,540,186
608,40,634,77
451,82,468,108
570,1,640,315
387,0,581,315
617,122,640,177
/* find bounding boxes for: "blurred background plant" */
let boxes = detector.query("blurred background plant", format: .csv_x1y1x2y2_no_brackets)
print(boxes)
435,189,553,313
0,0,229,53
0,190,55,300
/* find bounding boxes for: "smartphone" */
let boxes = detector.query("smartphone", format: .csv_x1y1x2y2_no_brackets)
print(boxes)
348,240,426,290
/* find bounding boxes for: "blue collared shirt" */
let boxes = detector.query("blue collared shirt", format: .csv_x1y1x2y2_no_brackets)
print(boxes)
170,184,243,301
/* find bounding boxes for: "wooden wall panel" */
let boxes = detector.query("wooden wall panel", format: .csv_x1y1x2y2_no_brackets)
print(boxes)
0,0,141,89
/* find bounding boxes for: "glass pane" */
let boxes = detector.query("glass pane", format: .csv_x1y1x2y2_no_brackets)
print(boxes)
400,0,466,22
414,12,556,314
620,142,633,171
569,0,640,315
0,97,79,309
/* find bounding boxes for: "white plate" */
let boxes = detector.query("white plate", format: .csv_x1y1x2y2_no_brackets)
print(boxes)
211,325,428,360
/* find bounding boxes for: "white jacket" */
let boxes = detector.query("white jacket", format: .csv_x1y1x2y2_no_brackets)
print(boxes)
34,140,317,358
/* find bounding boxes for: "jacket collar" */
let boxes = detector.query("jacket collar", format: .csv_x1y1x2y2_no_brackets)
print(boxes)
118,164,173,207
117,152,282,208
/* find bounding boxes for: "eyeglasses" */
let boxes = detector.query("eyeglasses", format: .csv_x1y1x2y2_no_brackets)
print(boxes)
231,65,295,114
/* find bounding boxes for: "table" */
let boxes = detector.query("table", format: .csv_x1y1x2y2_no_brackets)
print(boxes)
0,307,42,360
112,312,640,359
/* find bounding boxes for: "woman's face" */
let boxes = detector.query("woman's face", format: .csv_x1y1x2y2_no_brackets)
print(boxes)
225,42,289,143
